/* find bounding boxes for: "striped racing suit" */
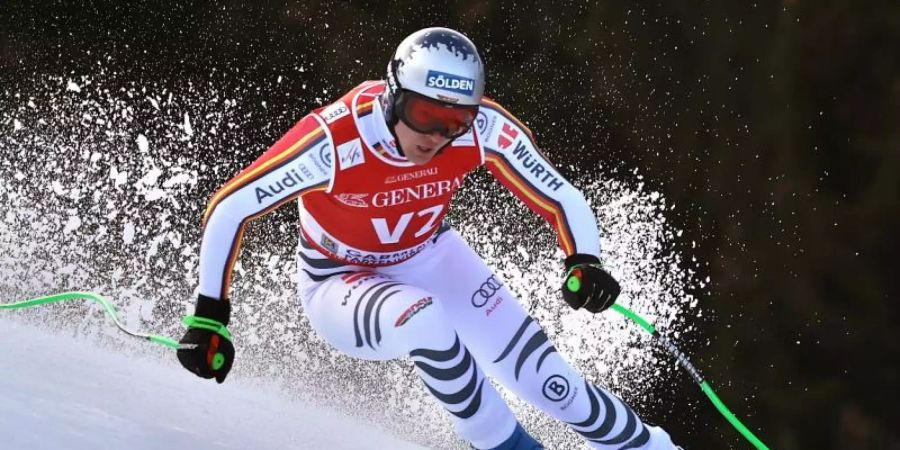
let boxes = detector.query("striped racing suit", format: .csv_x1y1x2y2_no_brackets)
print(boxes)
197,81,678,449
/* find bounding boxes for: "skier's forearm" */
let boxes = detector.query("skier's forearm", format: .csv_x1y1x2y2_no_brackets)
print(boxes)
198,208,245,300
551,184,601,257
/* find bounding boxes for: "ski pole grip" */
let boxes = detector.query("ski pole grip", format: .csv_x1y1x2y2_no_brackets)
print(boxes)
566,274,582,292
211,352,226,370
565,266,584,292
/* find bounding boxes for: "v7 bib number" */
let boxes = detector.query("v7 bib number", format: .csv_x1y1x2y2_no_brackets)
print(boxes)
371,205,444,244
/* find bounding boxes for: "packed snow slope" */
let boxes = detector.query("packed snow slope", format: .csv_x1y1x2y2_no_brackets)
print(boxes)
0,319,426,450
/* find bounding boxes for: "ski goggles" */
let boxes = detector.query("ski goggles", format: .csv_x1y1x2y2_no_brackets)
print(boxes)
395,90,479,139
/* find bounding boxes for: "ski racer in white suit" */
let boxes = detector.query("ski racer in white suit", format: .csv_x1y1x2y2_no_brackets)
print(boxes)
176,27,681,450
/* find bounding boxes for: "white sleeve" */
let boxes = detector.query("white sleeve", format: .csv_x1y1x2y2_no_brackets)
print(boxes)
478,104,601,257
198,116,333,299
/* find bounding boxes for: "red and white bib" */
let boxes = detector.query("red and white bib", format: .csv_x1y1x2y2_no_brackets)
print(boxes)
300,81,483,266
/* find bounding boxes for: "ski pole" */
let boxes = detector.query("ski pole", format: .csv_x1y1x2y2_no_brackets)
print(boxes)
565,275,771,449
0,291,195,350
609,302,770,449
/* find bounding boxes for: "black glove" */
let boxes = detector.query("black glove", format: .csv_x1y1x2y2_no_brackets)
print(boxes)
176,294,235,384
561,254,621,313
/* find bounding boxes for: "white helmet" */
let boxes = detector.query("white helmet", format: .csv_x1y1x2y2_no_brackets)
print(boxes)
384,27,485,132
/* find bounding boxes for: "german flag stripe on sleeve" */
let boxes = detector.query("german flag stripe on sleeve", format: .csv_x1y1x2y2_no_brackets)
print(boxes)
215,182,329,299
485,150,576,255
202,124,326,228
356,99,375,118
219,221,248,300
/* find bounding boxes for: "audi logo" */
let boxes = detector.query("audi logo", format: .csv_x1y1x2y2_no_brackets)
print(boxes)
471,275,503,308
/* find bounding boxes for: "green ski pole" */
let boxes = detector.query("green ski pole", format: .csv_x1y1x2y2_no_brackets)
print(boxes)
1,291,194,350
566,274,771,449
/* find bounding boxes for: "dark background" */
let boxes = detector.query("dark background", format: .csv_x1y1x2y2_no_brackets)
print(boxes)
2,1,897,449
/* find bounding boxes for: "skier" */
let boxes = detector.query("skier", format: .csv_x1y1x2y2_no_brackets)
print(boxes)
176,27,681,450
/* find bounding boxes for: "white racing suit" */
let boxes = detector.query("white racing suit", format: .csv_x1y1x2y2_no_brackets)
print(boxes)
197,80,678,449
